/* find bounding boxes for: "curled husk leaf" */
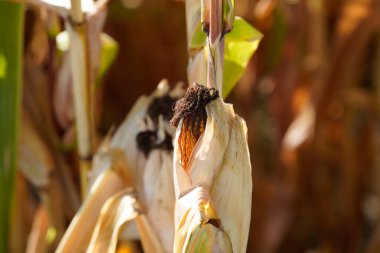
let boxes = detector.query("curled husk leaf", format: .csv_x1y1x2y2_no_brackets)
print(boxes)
86,188,165,253
86,188,140,253
174,185,232,253
56,169,127,253
172,84,252,253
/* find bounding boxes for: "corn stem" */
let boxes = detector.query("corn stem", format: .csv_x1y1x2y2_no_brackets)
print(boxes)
68,0,95,199
202,0,226,92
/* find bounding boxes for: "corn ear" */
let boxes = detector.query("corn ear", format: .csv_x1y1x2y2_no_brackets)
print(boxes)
109,80,183,251
59,81,183,252
173,89,252,253
110,79,173,203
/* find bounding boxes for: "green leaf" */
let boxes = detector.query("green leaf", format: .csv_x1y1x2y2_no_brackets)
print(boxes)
0,2,24,252
190,22,207,50
188,16,262,98
0,53,7,79
96,33,119,86
223,17,262,98
222,0,234,31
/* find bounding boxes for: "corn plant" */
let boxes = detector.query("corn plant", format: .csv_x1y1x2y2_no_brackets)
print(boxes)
1,0,261,251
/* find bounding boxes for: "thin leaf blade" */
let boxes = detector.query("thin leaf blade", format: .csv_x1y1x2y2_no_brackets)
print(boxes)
0,3,24,252
223,17,262,98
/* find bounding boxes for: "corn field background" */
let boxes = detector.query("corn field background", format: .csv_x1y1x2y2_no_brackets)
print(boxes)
2,0,380,252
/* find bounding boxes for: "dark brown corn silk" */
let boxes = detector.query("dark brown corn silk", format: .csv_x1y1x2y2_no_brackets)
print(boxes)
171,84,219,172
147,95,176,124
136,94,177,157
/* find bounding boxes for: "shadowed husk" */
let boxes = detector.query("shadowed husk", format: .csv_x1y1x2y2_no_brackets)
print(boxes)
57,80,183,253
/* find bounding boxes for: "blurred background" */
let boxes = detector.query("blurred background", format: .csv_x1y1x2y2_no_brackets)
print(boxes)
8,0,380,252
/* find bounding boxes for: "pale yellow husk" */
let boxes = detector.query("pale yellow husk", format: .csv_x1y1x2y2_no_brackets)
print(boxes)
86,188,139,253
56,169,126,253
86,188,165,253
174,185,232,253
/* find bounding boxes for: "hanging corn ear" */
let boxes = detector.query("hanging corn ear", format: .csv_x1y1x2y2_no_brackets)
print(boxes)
109,79,183,252
58,80,183,252
171,84,252,253
110,80,181,202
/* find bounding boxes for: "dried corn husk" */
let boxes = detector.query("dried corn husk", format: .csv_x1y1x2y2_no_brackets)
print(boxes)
172,84,252,253
142,149,175,251
56,165,127,253
86,188,139,253
86,188,164,253
174,185,232,253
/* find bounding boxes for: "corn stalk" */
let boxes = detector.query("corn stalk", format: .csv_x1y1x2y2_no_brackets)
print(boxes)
186,0,261,97
68,0,95,198
0,2,24,252
202,0,228,91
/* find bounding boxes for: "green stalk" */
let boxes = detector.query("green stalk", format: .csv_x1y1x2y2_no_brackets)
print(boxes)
0,2,24,252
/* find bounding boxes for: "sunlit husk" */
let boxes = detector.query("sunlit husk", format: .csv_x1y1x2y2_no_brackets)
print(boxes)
174,97,252,253
85,187,165,253
56,169,126,253
174,185,232,253
86,188,139,253
26,206,49,253
210,112,252,253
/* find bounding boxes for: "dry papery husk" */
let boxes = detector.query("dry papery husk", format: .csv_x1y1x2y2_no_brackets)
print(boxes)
173,90,252,253
56,166,127,253
86,188,164,253
57,80,182,253
174,185,232,252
